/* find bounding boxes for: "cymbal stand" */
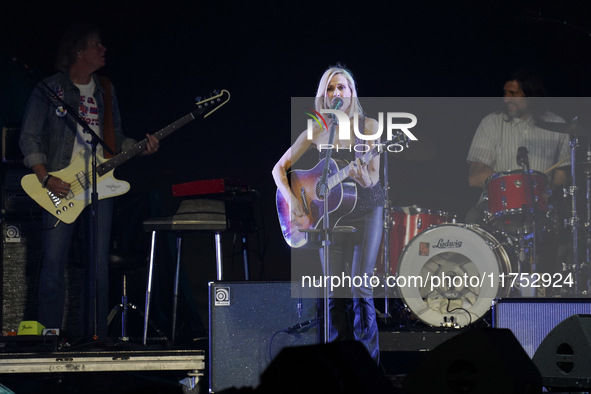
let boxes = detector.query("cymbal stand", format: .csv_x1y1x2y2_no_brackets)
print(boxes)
518,150,538,275
583,141,591,293
567,136,580,294
515,232,528,292
382,147,391,318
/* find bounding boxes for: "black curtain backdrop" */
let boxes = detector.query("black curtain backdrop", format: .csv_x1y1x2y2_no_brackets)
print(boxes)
3,0,591,284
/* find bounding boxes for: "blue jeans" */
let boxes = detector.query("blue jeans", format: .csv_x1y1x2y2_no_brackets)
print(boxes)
319,206,383,363
38,198,113,338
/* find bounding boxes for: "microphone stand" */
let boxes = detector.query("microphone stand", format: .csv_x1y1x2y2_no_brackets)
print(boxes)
87,128,110,339
45,87,112,340
14,60,114,338
43,85,112,340
299,100,355,344
317,114,337,344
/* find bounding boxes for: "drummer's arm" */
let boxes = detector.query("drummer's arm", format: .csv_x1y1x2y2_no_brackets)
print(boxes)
552,169,568,188
468,162,496,188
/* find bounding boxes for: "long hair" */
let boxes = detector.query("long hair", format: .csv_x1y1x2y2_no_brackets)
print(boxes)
314,64,364,118
55,23,100,72
502,68,547,122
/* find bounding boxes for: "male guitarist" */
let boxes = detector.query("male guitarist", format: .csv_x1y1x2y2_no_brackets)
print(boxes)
19,23,159,339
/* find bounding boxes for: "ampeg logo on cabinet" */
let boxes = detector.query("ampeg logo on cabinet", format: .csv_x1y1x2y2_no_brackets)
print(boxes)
214,287,231,306
5,225,20,242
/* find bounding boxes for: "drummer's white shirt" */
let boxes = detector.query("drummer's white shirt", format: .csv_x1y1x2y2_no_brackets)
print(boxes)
466,111,570,177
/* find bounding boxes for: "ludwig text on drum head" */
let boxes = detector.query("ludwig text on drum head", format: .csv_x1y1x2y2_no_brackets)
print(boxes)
396,223,514,327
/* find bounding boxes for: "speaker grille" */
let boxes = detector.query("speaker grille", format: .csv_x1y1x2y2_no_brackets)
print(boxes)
1,217,83,332
493,298,591,358
209,281,319,392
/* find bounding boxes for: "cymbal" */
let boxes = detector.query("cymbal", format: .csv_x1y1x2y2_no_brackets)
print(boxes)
536,121,591,136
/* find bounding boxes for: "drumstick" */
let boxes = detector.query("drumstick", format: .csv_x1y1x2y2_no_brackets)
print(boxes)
544,156,571,174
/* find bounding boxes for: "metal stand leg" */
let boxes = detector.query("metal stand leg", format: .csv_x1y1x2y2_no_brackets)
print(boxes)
215,232,223,281
242,234,250,280
172,235,182,345
107,274,135,341
144,230,157,345
122,274,129,340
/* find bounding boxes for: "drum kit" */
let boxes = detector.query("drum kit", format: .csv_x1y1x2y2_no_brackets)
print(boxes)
378,121,591,329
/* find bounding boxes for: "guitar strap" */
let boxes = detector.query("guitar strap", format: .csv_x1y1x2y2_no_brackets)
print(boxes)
97,75,117,158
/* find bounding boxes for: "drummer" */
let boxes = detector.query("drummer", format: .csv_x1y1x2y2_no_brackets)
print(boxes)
466,68,570,224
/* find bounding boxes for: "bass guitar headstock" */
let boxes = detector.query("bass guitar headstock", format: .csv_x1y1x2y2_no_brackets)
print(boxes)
194,90,231,118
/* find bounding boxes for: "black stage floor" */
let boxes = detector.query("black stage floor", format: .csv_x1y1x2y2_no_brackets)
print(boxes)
0,335,582,394
0,328,562,394
0,299,587,393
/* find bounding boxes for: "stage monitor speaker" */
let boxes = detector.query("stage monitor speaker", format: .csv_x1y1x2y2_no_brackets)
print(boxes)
493,297,591,358
209,281,319,393
533,314,591,390
403,328,542,394
258,341,393,394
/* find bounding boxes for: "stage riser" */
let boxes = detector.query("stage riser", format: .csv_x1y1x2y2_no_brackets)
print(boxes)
1,217,83,332
492,298,591,358
209,281,319,393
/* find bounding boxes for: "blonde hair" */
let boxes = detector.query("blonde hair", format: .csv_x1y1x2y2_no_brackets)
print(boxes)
314,65,364,118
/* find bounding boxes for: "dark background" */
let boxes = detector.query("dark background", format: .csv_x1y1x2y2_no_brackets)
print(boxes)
2,1,591,328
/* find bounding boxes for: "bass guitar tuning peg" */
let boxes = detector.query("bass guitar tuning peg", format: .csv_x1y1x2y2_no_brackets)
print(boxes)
195,96,202,102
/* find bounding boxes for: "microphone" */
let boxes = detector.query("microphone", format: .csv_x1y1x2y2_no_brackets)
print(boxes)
331,97,343,110
517,146,529,166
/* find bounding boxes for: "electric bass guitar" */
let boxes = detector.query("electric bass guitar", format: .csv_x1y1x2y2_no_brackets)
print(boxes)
276,133,409,248
21,90,230,224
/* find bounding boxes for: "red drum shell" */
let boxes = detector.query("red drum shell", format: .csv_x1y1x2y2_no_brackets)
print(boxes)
376,207,448,275
484,170,549,233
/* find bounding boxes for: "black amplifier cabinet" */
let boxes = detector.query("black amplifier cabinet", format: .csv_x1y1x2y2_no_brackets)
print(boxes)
1,216,42,330
1,166,42,216
0,217,83,331
1,127,43,216
492,297,591,358
209,281,319,392
2,127,23,164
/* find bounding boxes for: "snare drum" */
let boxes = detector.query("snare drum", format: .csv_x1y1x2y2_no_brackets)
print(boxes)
376,207,449,275
396,223,514,327
484,170,550,234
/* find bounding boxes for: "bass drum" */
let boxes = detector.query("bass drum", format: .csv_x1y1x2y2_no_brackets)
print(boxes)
396,224,514,327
